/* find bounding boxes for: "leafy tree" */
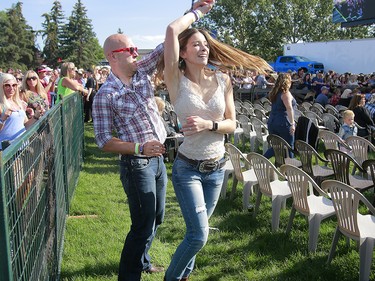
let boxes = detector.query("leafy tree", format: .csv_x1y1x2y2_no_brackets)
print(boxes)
41,0,65,68
200,0,373,61
0,2,39,71
59,0,103,69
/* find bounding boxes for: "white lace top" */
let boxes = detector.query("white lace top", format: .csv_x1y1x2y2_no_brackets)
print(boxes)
174,72,226,160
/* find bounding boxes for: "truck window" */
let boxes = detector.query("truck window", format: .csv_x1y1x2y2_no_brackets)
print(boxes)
279,57,289,63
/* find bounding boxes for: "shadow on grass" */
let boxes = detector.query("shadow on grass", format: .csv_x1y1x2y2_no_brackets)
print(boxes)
60,261,118,279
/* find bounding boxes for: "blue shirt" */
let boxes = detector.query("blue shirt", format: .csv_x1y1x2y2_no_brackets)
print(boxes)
315,93,328,106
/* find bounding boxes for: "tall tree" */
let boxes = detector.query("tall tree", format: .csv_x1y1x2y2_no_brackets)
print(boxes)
41,0,65,68
0,2,39,71
59,0,103,69
200,0,373,61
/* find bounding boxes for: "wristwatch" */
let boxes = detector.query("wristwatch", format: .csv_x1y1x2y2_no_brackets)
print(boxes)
139,144,144,155
210,121,218,131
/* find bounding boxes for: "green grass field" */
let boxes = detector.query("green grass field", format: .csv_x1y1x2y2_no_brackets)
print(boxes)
60,124,374,281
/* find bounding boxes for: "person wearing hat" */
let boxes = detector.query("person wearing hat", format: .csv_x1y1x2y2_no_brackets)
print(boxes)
38,66,58,107
314,85,330,106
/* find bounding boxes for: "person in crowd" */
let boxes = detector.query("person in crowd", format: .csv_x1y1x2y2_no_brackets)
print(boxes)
347,74,359,86
338,109,357,140
0,74,40,150
22,70,49,119
56,62,88,103
348,93,374,137
161,0,271,280
329,87,341,106
75,69,85,85
311,71,325,94
241,69,255,89
37,66,57,107
337,88,353,107
263,73,296,159
83,69,96,123
338,109,357,153
297,72,312,90
314,85,330,106
255,70,274,88
92,32,167,280
97,67,110,89
14,72,23,87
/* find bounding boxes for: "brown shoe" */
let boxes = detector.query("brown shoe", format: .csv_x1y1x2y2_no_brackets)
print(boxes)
145,266,164,274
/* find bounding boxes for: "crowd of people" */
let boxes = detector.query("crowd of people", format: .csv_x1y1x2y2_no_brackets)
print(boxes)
0,64,110,151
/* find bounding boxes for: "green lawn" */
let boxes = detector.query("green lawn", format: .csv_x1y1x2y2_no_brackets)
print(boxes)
60,124,374,281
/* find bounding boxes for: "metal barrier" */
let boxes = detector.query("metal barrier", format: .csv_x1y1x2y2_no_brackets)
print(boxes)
0,93,84,281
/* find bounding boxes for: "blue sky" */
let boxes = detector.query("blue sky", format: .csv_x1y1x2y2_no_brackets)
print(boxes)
0,0,192,49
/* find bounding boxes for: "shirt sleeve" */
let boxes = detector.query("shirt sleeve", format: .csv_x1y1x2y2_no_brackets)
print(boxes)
137,43,164,76
92,90,114,149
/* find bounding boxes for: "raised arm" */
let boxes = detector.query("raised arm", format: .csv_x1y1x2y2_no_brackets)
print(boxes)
164,0,215,103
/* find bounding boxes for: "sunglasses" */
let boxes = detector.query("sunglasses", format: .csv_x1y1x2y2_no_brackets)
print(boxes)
4,83,18,88
27,76,38,81
111,46,138,56
16,77,22,81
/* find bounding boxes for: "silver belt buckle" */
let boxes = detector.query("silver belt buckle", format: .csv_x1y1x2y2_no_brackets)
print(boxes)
198,160,219,173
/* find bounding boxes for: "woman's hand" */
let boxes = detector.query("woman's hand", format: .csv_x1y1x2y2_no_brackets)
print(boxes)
194,0,215,14
181,116,211,136
290,123,296,135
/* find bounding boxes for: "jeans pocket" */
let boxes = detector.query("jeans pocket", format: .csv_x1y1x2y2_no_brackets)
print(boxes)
130,158,150,170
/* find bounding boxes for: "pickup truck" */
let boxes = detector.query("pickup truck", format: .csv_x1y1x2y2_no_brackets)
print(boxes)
269,55,324,73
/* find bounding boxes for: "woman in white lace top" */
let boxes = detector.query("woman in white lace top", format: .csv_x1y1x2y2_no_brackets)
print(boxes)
160,1,271,280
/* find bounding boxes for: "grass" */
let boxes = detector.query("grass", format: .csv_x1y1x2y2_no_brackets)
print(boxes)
60,124,374,281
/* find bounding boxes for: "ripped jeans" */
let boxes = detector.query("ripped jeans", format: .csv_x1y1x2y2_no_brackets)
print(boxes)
165,156,224,281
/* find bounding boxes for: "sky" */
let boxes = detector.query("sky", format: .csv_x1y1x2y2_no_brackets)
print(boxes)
0,0,193,50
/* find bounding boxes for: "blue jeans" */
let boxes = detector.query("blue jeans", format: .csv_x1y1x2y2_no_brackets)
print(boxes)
118,155,167,281
264,117,294,159
165,156,224,281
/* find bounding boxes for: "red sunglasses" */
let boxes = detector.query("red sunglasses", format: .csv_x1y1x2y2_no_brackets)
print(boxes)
111,47,138,56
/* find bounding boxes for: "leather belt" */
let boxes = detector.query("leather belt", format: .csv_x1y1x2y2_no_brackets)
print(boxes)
177,153,229,173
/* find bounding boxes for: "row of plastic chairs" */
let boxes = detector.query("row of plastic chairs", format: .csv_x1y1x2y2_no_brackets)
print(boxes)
223,144,375,281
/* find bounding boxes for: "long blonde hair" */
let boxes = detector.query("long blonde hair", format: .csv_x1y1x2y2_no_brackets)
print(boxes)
156,28,272,82
0,73,24,111
268,73,291,103
22,70,48,101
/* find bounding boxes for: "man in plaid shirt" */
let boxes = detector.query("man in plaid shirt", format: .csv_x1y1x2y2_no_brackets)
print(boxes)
92,33,167,281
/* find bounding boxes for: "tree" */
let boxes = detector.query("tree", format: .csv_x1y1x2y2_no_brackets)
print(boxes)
41,0,65,68
0,2,39,71
59,0,103,69
200,0,373,61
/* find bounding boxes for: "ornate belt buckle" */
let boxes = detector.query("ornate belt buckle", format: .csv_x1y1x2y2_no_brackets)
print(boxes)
198,160,219,173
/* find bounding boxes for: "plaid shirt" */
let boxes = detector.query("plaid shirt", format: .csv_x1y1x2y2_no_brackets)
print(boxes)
93,43,166,149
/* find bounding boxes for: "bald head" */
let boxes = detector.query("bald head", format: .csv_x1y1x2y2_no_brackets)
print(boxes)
103,34,133,60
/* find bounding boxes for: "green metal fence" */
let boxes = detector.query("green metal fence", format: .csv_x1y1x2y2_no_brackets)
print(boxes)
0,93,84,281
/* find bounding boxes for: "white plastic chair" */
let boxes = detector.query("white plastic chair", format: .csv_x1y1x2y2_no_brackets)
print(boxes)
225,143,258,210
346,135,375,167
250,116,269,154
321,180,375,281
280,164,335,252
247,152,292,231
